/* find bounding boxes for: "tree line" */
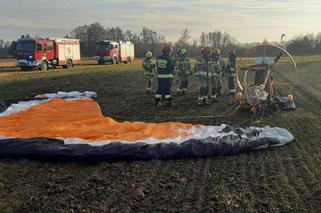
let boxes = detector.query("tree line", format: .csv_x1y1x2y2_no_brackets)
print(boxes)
0,39,11,58
67,23,241,57
67,22,166,57
1,22,321,58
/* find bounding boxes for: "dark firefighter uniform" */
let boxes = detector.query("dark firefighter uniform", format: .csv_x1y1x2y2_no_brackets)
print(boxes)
194,47,213,106
210,48,224,101
142,51,155,93
176,48,192,94
226,50,237,95
155,44,175,106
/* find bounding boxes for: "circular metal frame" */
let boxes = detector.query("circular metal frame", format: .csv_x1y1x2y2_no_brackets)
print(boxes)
236,44,298,94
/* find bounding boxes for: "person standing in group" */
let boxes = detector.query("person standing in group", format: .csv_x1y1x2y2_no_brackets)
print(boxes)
194,47,213,106
226,49,237,103
155,44,175,106
142,51,155,94
176,48,192,95
210,48,224,102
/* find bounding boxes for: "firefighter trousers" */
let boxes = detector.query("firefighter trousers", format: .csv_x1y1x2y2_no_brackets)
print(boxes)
198,77,210,101
156,78,173,100
177,74,189,92
210,75,222,97
144,73,153,91
228,75,236,95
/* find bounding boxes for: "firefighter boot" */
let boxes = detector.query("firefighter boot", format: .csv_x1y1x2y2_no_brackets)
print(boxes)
166,98,173,106
205,98,211,105
155,97,161,107
217,90,222,97
211,94,218,103
198,97,203,107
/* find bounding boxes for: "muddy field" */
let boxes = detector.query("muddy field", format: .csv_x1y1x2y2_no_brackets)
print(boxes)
0,58,321,212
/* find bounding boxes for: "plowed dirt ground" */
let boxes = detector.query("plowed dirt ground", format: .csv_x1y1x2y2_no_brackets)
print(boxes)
0,58,321,212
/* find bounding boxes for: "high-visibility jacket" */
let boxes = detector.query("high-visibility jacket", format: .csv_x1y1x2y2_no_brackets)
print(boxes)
143,58,155,73
211,57,225,77
176,56,192,76
156,54,175,78
194,58,213,78
226,55,237,77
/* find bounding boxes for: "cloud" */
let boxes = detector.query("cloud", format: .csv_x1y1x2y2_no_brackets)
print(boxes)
1,0,321,42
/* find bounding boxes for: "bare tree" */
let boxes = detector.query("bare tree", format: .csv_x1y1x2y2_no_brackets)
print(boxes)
70,22,106,56
175,29,191,49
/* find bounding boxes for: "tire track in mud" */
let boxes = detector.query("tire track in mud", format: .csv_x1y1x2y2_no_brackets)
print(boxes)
128,159,202,212
203,156,249,212
78,162,141,211
160,158,209,212
294,86,321,115
271,116,321,211
192,158,211,211
22,161,166,212
243,152,277,212
127,159,201,212
239,151,295,212
264,148,303,212
19,163,105,211
116,160,163,212
174,159,205,212
240,154,265,211
278,146,309,211
232,154,257,212
126,161,167,211
195,158,227,212
291,119,321,210
288,141,317,210
274,71,321,212
296,137,321,185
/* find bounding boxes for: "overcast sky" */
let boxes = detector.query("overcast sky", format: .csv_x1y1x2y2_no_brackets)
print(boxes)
1,0,321,43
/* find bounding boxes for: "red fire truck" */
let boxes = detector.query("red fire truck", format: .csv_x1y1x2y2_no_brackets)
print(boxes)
94,40,134,65
15,38,80,71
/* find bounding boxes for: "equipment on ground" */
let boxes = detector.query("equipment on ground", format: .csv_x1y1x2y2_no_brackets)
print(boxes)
236,44,298,113
15,38,80,71
95,40,135,65
0,91,294,161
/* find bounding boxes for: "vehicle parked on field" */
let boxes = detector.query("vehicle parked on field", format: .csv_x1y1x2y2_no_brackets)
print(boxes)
15,38,80,71
95,40,134,65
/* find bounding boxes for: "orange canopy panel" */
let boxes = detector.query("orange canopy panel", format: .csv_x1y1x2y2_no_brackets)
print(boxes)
0,93,294,160
0,98,200,142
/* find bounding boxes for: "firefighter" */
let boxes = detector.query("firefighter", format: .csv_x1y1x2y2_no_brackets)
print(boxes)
155,44,175,106
176,48,192,94
226,49,237,103
194,47,213,106
210,48,224,102
142,51,155,94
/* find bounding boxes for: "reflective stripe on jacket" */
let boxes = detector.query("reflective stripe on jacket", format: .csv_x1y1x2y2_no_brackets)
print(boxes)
156,54,175,78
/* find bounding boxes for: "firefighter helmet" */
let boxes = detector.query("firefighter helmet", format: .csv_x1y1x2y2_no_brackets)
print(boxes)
180,48,187,56
201,47,212,57
162,43,173,54
146,51,153,58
